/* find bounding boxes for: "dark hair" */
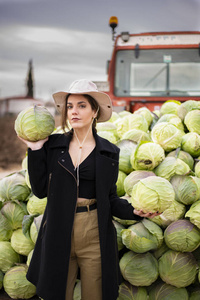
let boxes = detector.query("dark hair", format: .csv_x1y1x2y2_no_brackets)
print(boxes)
61,94,100,132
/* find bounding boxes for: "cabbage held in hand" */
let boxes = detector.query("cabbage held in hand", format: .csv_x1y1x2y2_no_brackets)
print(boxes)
131,176,175,213
124,170,156,196
15,105,55,141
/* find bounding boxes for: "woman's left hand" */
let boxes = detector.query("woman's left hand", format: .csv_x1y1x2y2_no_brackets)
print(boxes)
134,209,162,219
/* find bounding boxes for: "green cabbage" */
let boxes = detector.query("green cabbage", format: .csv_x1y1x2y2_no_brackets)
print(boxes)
11,228,35,256
27,195,47,215
177,100,200,120
151,122,185,152
73,280,81,300
130,142,165,171
185,200,200,229
96,121,118,138
15,105,55,141
25,171,31,189
124,170,156,197
190,289,200,300
149,281,189,300
184,109,200,134
0,172,31,202
29,214,43,244
181,132,200,157
154,157,191,181
150,200,186,228
153,242,170,260
167,148,194,170
120,251,159,286
116,140,137,174
112,220,125,251
0,212,13,241
121,219,163,253
131,176,175,213
0,241,21,272
3,264,36,299
195,159,200,178
159,250,198,288
116,171,127,197
21,156,28,170
164,220,200,252
121,128,151,143
97,131,118,144
116,114,148,138
134,107,153,127
156,113,184,131
108,111,120,123
170,175,200,205
1,201,28,230
160,100,181,115
117,281,148,300
26,249,34,267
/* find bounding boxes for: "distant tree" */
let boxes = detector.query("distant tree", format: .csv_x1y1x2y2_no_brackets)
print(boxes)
26,60,34,98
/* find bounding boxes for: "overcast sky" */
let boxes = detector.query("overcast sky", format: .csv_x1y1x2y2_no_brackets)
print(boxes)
0,0,200,101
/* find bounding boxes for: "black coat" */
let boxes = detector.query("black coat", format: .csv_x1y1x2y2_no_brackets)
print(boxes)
26,131,142,300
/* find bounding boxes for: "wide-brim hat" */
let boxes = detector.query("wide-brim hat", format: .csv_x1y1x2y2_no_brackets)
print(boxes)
52,79,112,122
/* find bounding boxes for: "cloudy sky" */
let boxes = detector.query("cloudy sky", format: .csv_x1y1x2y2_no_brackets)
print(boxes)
0,0,200,101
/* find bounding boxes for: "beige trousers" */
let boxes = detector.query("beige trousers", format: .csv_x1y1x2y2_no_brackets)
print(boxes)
65,199,102,300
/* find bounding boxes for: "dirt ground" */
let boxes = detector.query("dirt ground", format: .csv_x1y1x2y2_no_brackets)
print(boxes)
0,114,61,179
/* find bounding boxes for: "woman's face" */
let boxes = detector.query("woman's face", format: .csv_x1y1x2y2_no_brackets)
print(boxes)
67,94,96,130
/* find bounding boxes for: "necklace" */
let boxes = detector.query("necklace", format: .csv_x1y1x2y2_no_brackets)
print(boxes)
73,121,93,186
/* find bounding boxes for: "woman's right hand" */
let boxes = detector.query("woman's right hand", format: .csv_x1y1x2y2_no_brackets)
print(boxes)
18,136,49,151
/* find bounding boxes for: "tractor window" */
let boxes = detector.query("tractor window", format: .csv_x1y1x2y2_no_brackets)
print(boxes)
114,49,200,97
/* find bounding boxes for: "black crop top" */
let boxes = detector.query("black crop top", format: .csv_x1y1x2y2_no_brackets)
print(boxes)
72,147,96,199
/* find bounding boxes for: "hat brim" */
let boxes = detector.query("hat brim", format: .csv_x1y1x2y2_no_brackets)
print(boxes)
52,91,112,122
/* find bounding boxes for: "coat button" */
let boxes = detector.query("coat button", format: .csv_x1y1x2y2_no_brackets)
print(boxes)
61,151,64,153
112,163,115,166
62,159,65,162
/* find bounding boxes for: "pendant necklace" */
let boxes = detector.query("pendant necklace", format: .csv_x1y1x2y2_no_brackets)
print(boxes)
73,122,93,186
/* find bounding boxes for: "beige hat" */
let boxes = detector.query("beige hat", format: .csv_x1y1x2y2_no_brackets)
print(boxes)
52,79,112,122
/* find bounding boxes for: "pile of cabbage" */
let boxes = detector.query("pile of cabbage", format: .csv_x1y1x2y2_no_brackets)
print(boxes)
0,99,200,299
98,100,200,300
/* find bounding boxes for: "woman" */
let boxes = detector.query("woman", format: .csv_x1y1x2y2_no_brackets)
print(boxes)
19,79,159,300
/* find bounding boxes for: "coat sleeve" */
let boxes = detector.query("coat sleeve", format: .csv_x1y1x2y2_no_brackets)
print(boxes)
27,145,48,199
109,182,142,221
